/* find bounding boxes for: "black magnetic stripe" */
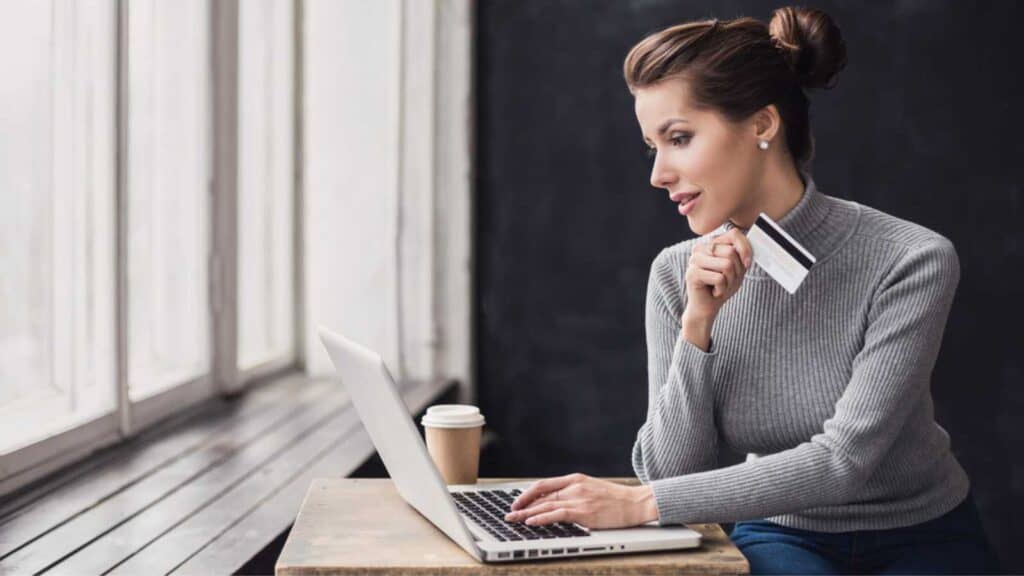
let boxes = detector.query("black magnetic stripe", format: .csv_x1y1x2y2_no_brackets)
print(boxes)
754,215,814,270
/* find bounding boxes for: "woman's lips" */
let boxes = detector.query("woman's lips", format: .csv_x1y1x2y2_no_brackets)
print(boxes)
678,192,701,216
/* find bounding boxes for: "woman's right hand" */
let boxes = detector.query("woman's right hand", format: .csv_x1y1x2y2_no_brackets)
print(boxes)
683,228,753,323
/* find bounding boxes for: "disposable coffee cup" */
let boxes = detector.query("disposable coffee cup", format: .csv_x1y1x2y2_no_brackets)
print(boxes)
421,404,485,485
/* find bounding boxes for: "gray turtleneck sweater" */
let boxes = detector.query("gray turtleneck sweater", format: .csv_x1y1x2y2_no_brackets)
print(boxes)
632,173,970,532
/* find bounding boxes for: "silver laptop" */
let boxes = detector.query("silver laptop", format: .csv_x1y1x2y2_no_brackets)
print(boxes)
319,326,702,563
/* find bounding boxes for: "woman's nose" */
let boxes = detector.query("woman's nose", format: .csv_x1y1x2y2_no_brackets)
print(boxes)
649,152,677,189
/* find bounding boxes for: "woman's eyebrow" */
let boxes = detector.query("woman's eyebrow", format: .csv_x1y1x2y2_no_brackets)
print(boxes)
657,117,689,135
643,118,690,144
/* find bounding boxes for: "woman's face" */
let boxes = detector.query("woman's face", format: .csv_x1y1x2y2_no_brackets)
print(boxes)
635,77,764,235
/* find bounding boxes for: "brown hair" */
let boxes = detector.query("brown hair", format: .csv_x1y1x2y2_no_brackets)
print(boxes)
623,6,847,171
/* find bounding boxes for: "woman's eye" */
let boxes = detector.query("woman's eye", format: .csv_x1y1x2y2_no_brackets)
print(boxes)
645,134,692,158
669,133,692,146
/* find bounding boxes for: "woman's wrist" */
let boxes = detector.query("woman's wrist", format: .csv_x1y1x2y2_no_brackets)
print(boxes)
632,485,659,524
681,310,715,352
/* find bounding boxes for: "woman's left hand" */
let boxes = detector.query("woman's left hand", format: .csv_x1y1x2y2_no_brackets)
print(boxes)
504,473,658,529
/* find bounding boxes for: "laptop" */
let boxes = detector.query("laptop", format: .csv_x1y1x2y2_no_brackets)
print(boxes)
319,326,703,562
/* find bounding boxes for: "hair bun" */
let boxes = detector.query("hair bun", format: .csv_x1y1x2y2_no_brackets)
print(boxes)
769,6,847,90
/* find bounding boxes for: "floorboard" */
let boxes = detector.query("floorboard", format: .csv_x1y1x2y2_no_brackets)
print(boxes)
0,375,456,576
1,378,337,574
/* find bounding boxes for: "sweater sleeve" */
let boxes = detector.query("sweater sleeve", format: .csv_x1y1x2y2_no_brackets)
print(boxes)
632,247,720,485
647,237,961,526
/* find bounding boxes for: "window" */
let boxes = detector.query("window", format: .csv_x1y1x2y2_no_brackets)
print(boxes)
237,0,296,372
0,0,300,496
0,0,117,454
0,0,473,499
127,0,212,400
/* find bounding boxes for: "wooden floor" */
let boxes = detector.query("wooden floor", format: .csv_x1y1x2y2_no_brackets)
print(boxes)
0,373,455,575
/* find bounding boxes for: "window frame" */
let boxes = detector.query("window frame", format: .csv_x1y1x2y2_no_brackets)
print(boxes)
0,0,475,500
0,0,303,499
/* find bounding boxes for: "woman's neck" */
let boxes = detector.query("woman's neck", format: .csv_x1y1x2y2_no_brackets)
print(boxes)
728,161,807,231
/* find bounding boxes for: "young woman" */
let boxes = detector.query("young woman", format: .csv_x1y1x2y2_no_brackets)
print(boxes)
504,7,1001,574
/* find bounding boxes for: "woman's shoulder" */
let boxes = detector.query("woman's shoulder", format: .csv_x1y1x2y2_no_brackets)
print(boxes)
844,201,960,286
849,200,956,253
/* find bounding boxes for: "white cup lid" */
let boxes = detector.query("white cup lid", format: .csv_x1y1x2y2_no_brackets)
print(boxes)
420,404,485,429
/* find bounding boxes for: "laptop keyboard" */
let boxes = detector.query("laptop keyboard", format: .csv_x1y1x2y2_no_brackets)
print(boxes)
451,489,591,542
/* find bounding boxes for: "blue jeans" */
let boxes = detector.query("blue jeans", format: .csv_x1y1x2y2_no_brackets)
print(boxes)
729,490,1001,575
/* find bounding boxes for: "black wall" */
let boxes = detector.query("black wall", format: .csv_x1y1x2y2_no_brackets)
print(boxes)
474,0,1022,571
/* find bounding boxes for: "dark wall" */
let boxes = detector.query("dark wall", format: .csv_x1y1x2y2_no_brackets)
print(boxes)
474,0,1022,571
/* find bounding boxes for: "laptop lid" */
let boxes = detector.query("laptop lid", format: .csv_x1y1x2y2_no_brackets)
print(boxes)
318,326,482,561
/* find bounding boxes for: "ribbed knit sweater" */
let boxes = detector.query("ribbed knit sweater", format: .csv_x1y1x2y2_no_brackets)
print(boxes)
632,172,970,532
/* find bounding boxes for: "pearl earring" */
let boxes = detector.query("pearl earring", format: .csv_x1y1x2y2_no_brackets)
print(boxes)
758,139,769,150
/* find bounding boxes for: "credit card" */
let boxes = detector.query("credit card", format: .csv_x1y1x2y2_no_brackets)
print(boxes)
740,213,816,294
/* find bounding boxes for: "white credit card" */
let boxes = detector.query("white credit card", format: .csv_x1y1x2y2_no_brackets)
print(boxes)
740,213,816,294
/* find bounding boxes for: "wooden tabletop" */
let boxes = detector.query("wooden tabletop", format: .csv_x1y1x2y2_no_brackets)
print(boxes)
276,477,749,575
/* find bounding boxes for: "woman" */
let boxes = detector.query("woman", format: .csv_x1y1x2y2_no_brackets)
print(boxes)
503,7,1001,574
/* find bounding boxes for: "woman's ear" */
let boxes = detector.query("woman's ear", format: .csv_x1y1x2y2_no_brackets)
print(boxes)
752,104,782,143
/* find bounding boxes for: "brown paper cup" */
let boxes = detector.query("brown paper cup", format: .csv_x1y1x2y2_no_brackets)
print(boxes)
421,405,485,485
425,426,482,485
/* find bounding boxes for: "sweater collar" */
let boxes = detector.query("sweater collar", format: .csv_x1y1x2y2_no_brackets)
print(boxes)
717,171,856,278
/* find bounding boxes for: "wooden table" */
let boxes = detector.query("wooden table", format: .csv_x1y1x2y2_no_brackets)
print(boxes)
276,477,750,575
